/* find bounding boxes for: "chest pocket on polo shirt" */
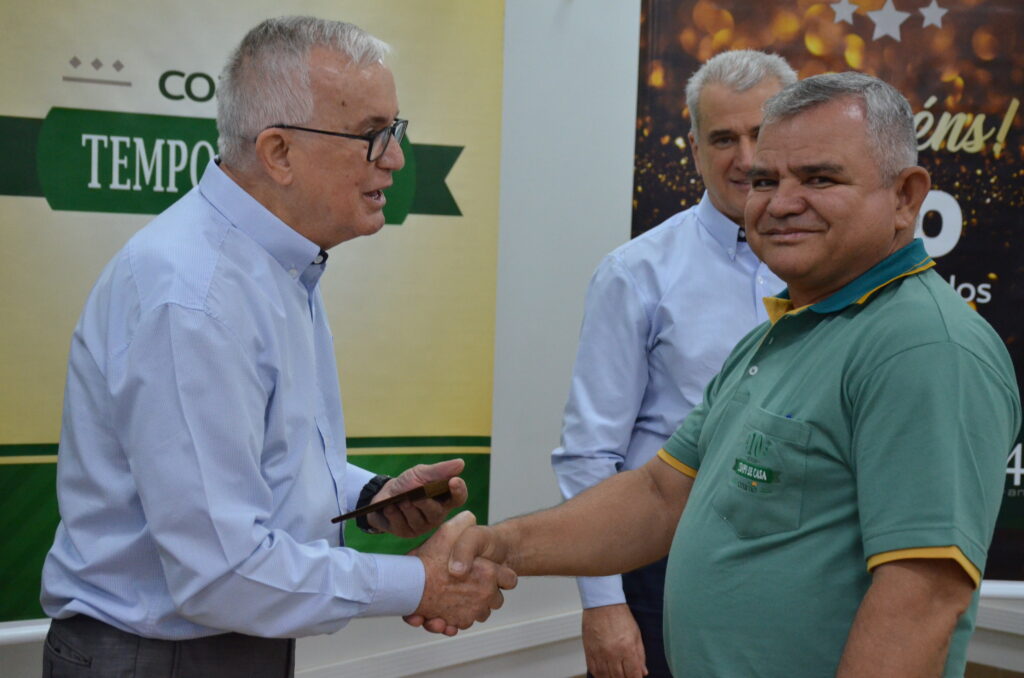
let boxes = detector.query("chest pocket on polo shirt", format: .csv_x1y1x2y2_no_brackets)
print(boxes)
712,407,811,539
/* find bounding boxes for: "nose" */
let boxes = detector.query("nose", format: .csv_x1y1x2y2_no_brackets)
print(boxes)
377,135,405,171
766,179,805,219
735,136,756,174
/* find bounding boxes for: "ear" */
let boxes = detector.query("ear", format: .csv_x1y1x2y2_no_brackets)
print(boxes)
254,129,295,187
892,166,931,236
688,131,703,177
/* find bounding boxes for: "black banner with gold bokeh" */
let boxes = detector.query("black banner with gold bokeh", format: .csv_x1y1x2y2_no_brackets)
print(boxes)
634,0,1023,585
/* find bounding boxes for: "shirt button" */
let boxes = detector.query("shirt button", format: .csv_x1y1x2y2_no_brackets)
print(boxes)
758,277,765,284
289,268,299,278
748,366,759,376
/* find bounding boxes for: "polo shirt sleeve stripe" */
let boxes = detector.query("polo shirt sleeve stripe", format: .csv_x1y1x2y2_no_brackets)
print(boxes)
866,545,981,588
657,449,697,478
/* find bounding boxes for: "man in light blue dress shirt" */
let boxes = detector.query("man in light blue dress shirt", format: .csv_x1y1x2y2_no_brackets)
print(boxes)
40,17,513,677
551,50,795,678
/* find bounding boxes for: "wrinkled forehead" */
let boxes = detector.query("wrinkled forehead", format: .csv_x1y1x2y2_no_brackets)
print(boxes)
763,97,866,138
309,54,398,120
308,48,389,89
697,80,785,135
754,102,869,164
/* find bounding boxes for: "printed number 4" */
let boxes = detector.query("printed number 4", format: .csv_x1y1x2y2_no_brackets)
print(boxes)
1009,444,1024,487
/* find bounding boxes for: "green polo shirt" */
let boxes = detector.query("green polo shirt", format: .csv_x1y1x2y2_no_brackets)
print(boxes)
658,239,1020,678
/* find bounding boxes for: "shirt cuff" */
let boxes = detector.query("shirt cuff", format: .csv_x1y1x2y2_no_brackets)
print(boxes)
577,575,627,609
657,449,697,478
866,545,982,588
345,463,378,512
361,554,426,616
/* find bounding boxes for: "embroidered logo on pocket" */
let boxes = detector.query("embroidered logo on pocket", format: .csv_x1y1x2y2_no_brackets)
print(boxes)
733,432,781,494
733,459,778,484
745,430,771,457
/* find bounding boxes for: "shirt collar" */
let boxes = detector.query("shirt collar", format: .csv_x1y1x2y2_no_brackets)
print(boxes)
695,192,744,260
198,160,323,281
763,239,935,324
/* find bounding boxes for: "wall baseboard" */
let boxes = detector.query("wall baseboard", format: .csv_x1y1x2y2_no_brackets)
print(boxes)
0,620,50,646
297,610,583,678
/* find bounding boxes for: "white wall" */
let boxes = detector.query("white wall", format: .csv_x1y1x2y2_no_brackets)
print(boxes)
0,1,641,677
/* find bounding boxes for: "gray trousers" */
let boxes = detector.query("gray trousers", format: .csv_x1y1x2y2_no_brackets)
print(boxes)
43,615,295,678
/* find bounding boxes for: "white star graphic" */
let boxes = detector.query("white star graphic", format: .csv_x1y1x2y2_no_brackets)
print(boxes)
920,0,948,29
867,0,911,41
831,0,858,25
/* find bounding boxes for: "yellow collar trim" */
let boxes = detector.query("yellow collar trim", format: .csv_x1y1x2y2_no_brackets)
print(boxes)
763,297,811,325
763,257,936,325
854,259,936,305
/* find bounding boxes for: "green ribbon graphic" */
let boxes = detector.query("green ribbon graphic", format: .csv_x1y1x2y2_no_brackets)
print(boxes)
0,109,461,223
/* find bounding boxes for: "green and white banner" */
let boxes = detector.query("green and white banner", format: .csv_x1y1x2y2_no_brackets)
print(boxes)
0,1,504,622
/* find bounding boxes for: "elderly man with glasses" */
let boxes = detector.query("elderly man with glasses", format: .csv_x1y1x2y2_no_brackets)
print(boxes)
40,16,513,678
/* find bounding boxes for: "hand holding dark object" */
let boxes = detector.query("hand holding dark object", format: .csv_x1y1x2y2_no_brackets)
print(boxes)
332,459,468,538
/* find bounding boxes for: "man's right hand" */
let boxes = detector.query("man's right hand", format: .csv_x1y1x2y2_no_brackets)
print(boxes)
407,512,517,635
582,604,648,678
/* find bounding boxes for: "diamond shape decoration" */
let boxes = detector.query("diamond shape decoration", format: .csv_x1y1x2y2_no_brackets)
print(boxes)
91,58,103,70
113,60,124,72
69,56,81,68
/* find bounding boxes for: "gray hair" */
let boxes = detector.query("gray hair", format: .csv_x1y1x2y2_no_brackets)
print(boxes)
217,16,390,167
761,72,917,184
685,50,797,138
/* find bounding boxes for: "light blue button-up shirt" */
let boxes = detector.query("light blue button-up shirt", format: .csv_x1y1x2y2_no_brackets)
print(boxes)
551,194,783,608
41,161,424,639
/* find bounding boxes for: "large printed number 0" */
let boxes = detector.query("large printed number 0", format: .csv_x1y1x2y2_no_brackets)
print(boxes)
1009,444,1023,487
915,190,962,258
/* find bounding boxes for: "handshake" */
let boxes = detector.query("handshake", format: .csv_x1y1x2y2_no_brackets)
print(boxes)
374,458,658,637
404,511,516,636
362,459,520,636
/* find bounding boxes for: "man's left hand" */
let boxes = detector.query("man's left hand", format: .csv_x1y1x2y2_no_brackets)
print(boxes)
367,459,468,537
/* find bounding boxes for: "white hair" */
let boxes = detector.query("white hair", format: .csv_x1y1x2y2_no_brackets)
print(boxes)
685,50,797,138
217,16,390,167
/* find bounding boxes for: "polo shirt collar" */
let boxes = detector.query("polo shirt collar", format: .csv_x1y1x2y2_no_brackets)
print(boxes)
763,239,935,324
198,160,323,281
695,192,744,260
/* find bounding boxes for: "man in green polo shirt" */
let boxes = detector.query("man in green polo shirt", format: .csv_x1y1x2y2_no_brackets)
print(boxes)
412,72,1021,677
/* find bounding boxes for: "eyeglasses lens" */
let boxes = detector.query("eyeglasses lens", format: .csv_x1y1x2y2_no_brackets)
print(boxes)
368,120,407,162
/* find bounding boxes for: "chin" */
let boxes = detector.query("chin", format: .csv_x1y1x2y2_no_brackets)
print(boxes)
355,212,387,234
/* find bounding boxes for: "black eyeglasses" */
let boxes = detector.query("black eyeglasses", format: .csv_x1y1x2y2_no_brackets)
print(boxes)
257,118,408,162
